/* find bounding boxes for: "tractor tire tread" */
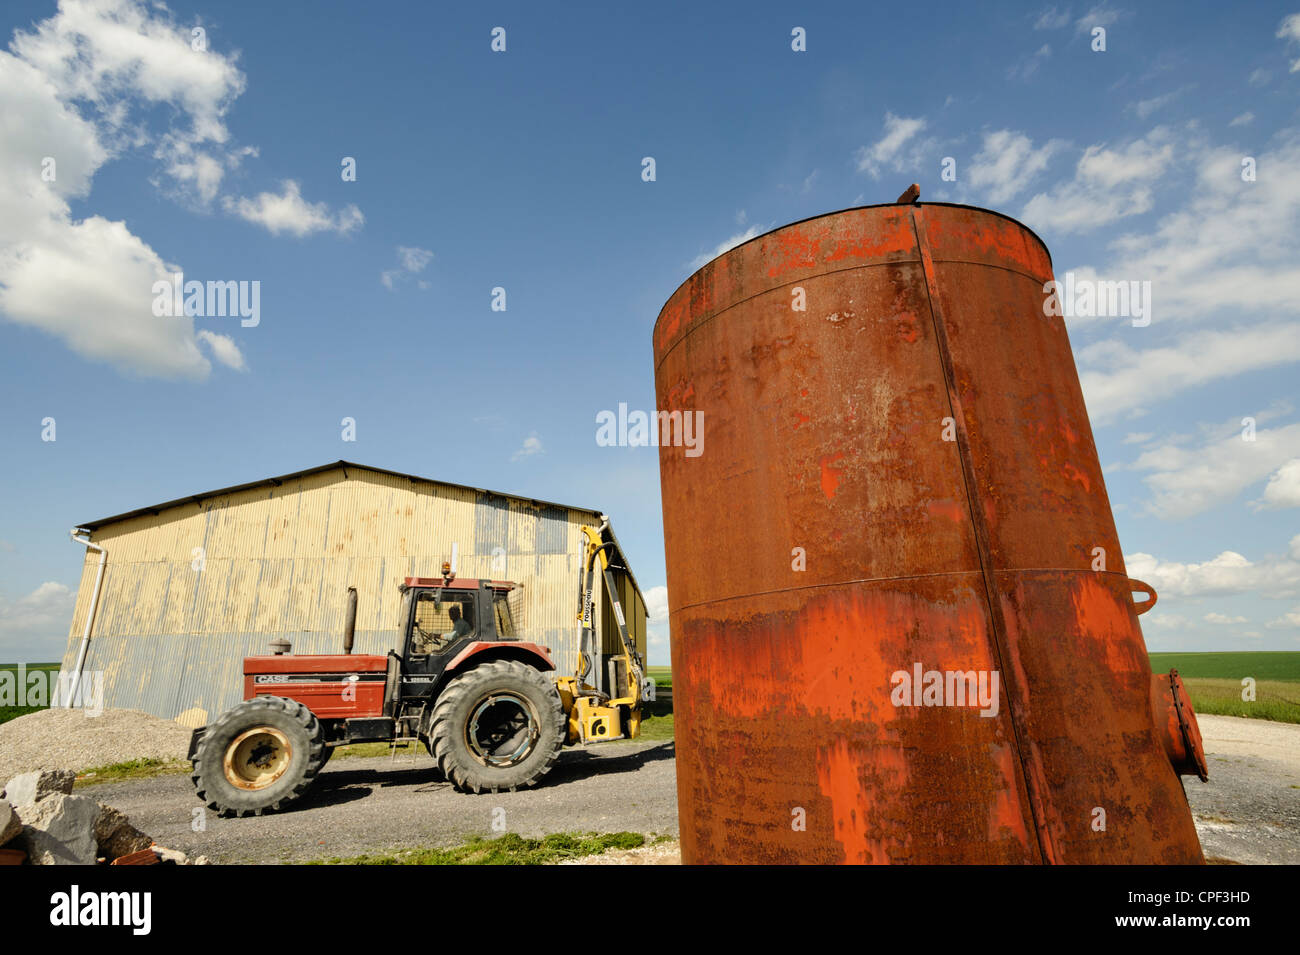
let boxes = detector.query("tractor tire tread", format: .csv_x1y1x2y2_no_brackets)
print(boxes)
190,695,324,817
427,660,564,794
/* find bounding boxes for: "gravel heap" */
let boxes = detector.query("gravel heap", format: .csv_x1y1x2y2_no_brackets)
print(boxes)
0,708,192,782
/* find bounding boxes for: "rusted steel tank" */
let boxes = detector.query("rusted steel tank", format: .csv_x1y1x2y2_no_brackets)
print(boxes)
653,198,1206,864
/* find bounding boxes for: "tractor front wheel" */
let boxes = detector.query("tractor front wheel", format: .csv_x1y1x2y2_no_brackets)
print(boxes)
428,660,564,794
191,696,324,817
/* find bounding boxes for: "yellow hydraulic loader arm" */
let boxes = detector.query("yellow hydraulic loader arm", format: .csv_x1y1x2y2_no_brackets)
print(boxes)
555,518,653,744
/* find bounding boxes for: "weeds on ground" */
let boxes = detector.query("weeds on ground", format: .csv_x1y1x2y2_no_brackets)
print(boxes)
316,831,647,865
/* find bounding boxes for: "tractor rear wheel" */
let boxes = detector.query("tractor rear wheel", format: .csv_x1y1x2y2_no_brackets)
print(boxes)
428,660,564,794
191,696,324,817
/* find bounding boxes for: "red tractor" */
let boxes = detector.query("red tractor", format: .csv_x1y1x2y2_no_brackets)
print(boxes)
189,522,650,816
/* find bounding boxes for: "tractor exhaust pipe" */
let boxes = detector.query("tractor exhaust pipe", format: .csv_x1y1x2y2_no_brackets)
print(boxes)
342,587,358,654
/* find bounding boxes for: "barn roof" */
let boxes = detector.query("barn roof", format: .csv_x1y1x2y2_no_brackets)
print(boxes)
74,459,645,601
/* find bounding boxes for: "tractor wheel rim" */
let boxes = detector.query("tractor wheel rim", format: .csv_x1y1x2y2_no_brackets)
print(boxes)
224,726,293,790
467,693,539,768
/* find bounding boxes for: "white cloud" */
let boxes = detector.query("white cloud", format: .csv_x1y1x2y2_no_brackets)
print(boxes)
0,0,251,379
10,0,246,201
1007,44,1052,82
1020,127,1175,234
1259,458,1300,509
382,245,434,290
197,330,246,371
1144,613,1188,629
1121,419,1300,518
1228,111,1254,128
224,180,363,237
643,584,670,657
1279,13,1300,72
855,113,927,179
1077,325,1300,424
511,432,543,462
1248,68,1271,87
967,130,1064,204
644,585,668,619
1096,133,1300,321
0,581,76,662
1129,89,1184,119
1122,432,1153,444
1075,4,1126,35
1265,607,1300,629
1204,612,1248,624
1034,7,1073,30
689,225,764,271
1051,128,1300,419
1125,536,1300,600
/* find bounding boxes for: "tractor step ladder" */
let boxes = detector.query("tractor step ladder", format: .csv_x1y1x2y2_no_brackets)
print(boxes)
389,702,427,764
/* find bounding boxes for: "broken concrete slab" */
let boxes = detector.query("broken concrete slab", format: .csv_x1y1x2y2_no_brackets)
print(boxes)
4,769,75,808
153,845,188,865
17,793,100,865
94,803,152,861
0,801,22,847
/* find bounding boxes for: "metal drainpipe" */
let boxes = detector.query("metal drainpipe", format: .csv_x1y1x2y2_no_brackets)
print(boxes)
65,528,106,708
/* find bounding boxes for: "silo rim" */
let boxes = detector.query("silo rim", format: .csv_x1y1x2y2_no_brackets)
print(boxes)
655,201,1054,339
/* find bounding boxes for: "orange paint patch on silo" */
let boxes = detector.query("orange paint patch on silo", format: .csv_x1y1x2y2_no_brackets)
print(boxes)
927,499,964,522
817,740,893,864
820,452,846,499
1062,463,1091,493
765,229,818,277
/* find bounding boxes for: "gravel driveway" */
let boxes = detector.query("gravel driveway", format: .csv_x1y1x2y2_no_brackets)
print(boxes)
85,739,678,864
1186,715,1300,865
78,714,1299,864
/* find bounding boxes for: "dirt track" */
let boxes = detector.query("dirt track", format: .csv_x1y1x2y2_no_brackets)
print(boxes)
80,715,1299,864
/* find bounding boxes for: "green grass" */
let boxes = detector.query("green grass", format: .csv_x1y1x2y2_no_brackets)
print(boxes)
1167,677,1300,724
74,757,192,787
1148,651,1300,683
314,831,647,865
0,662,61,726
637,711,675,741
646,666,672,687
1149,652,1300,725
332,740,424,759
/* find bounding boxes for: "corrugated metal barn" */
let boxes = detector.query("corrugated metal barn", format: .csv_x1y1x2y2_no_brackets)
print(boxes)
58,461,647,728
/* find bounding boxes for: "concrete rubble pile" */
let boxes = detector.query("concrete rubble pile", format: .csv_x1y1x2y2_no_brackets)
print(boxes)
0,769,209,866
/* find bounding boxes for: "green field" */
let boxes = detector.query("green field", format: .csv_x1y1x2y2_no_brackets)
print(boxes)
1149,651,1300,724
0,662,60,726
1148,651,1300,682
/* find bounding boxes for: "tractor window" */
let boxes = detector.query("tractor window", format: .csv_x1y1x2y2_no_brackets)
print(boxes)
494,594,516,639
410,591,476,655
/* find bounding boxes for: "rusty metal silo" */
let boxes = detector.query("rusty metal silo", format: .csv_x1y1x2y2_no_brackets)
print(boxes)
653,195,1206,864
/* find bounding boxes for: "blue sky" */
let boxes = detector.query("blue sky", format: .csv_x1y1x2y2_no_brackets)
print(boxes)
1,0,1298,665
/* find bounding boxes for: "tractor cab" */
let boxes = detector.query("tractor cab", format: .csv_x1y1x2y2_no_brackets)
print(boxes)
384,573,548,715
398,574,519,669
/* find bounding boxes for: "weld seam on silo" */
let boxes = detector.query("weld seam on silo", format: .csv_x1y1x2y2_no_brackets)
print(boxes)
669,566,1142,615
909,205,1059,865
926,259,1049,284
667,569,987,615
653,262,909,370
654,201,1055,321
